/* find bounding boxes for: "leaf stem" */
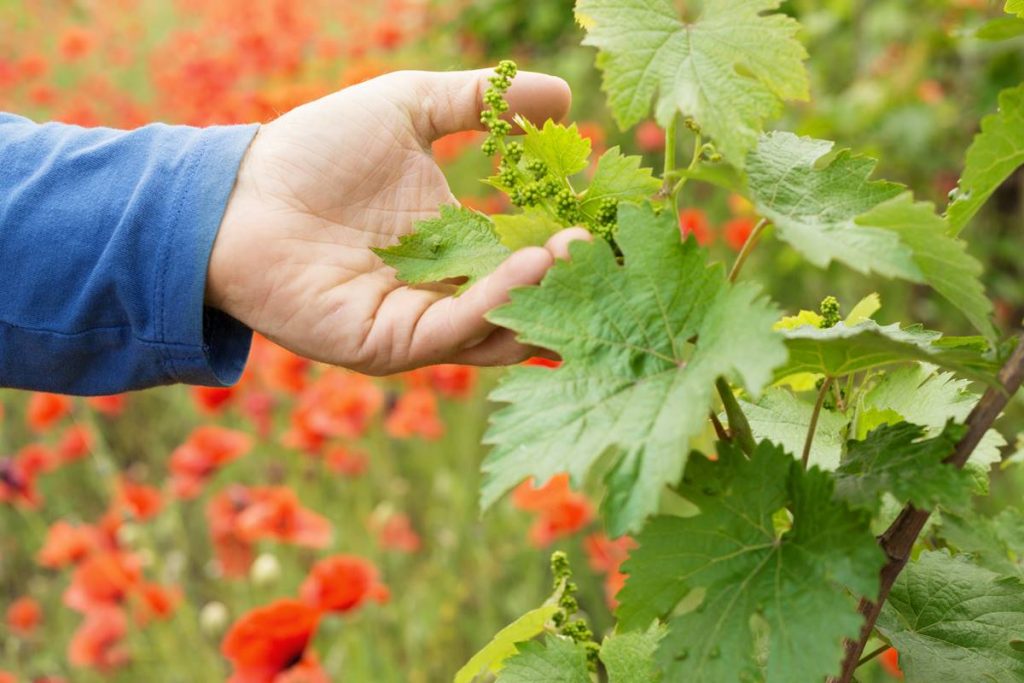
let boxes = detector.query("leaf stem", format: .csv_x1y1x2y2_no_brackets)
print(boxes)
802,377,833,469
727,218,768,283
661,117,680,219
715,377,755,456
857,644,890,668
832,332,1024,683
709,411,729,442
670,133,704,198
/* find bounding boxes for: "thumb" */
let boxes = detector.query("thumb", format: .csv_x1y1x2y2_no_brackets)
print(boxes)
396,68,572,144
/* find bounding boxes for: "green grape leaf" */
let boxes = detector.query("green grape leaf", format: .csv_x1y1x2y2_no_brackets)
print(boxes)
1008,0,1024,19
455,605,560,683
521,118,592,179
575,0,809,166
482,203,786,535
740,389,848,470
834,422,971,512
600,626,664,683
940,507,1024,578
877,550,1024,683
499,636,591,682
373,205,509,289
618,441,882,682
493,212,565,251
946,84,1024,235
861,364,1007,469
776,321,993,383
579,147,661,224
747,133,994,338
976,17,1024,41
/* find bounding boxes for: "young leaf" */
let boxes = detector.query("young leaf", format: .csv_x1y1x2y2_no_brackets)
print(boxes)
1008,0,1024,19
600,626,664,683
740,389,848,469
618,442,883,682
499,636,591,682
579,147,661,225
493,212,564,251
747,133,995,338
454,605,560,683
520,118,592,179
575,0,809,166
834,422,971,512
373,205,509,290
776,321,994,383
946,84,1024,235
482,203,786,535
876,550,1024,683
939,507,1024,578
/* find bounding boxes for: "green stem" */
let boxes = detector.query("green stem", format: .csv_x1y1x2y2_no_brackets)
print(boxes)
802,378,834,469
670,133,704,198
727,218,768,282
857,644,890,668
661,117,680,219
715,377,755,455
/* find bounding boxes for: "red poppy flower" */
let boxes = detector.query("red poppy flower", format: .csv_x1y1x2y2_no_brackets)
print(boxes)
324,446,368,477
300,556,389,613
512,474,594,547
427,364,477,399
583,533,637,574
235,487,333,549
115,479,163,521
432,130,481,164
284,371,383,451
132,583,181,625
191,385,237,414
679,208,714,246
85,395,126,416
604,570,628,610
0,672,16,683
68,606,129,671
37,521,100,568
880,647,903,679
6,596,42,636
724,217,757,252
59,26,96,62
385,387,443,440
206,486,257,577
634,120,665,153
250,336,310,394
170,426,252,498
371,512,421,554
63,551,144,613
273,655,331,683
0,454,42,509
57,425,94,463
26,393,72,433
222,599,321,683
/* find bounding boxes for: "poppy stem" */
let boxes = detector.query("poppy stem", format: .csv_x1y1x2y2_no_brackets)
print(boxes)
727,218,768,283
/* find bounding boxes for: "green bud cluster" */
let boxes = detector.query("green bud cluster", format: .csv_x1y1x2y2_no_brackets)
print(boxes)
547,552,599,671
819,296,841,329
554,188,581,223
480,60,517,157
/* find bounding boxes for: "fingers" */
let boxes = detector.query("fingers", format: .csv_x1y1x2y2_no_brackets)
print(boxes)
544,227,592,260
398,69,572,143
412,246,553,364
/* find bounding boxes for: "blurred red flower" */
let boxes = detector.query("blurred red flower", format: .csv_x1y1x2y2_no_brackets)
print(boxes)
6,596,42,636
324,446,368,477
235,487,333,549
300,555,389,613
385,387,443,440
85,395,126,416
222,599,321,683
68,606,129,672
284,371,383,452
427,364,477,399
58,26,96,62
26,393,72,433
57,425,94,463
63,551,143,613
114,478,164,521
723,216,757,252
634,120,665,153
583,532,637,610
512,474,594,547
37,521,100,568
371,512,421,553
881,647,903,679
679,208,714,246
191,385,237,414
170,426,253,498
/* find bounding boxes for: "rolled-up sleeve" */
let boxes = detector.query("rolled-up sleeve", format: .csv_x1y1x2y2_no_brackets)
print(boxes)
0,113,258,395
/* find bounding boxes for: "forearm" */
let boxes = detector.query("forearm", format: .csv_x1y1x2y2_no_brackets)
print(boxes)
0,113,257,394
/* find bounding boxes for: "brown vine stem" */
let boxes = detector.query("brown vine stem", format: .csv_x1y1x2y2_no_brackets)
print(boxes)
833,333,1024,683
727,218,768,283
802,377,834,469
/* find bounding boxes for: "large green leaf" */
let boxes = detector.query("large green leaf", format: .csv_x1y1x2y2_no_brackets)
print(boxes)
776,321,992,383
939,507,1024,578
834,422,971,512
740,389,848,470
454,605,560,683
617,441,882,682
499,636,591,682
600,627,664,683
575,0,808,166
877,550,1024,683
946,84,1024,234
748,133,994,338
373,206,508,290
482,203,786,535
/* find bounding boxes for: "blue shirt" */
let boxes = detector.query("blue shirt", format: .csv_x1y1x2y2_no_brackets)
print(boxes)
0,113,258,395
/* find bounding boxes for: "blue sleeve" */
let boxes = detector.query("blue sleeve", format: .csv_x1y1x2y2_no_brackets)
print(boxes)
0,113,258,395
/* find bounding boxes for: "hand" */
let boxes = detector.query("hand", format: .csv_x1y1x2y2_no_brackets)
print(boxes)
207,69,589,375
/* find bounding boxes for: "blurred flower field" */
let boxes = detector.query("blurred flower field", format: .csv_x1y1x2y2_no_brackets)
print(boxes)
2,0,1024,681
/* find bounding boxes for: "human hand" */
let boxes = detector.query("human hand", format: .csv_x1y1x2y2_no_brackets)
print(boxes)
206,69,588,375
